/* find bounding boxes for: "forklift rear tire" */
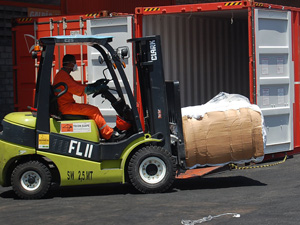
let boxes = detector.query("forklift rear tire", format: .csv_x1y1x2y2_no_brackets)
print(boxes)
11,161,52,199
128,146,176,193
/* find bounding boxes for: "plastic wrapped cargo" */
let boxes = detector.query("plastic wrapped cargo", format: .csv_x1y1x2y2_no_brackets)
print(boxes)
182,92,266,168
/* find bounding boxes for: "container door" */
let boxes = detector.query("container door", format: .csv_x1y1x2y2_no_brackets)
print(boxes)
12,23,36,112
86,16,134,126
255,9,294,154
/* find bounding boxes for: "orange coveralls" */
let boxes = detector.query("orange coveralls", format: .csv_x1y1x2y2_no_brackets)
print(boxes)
53,69,113,140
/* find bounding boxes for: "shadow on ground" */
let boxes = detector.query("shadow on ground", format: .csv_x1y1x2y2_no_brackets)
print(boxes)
0,175,266,199
174,176,266,191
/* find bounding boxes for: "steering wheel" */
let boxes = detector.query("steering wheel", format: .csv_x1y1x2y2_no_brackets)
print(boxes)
91,78,133,122
92,78,111,98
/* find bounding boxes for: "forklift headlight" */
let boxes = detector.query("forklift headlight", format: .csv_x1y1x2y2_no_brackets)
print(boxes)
32,51,38,59
117,46,130,59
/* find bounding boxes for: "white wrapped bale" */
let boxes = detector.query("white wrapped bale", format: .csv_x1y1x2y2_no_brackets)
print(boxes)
181,92,266,168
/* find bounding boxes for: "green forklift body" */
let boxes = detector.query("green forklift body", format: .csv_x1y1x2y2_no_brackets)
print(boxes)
0,111,160,187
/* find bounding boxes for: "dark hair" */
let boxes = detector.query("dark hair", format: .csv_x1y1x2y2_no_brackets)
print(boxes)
63,54,75,67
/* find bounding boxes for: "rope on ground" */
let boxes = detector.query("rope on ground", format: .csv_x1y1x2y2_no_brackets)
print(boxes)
181,213,240,225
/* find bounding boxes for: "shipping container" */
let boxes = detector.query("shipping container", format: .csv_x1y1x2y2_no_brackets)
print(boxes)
133,1,300,156
12,0,300,156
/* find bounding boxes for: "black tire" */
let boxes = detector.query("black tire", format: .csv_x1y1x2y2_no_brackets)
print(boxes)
128,146,176,193
11,161,52,199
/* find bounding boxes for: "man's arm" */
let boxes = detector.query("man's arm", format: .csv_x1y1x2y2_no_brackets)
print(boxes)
64,73,86,96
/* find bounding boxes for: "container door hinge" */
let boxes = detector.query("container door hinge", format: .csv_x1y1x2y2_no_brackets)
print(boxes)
80,17,84,29
63,18,67,31
49,18,54,33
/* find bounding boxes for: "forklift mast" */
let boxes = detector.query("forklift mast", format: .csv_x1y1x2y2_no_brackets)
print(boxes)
129,36,186,164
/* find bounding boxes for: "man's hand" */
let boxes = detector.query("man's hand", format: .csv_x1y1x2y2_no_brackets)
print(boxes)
85,80,109,95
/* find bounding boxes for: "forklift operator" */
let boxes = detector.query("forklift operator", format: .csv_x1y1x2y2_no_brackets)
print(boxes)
53,54,125,142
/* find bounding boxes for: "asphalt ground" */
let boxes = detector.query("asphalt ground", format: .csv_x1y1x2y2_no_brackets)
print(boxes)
0,154,299,225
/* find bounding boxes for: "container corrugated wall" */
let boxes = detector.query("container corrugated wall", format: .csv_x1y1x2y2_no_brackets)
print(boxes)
142,11,250,107
175,0,300,8
65,0,174,14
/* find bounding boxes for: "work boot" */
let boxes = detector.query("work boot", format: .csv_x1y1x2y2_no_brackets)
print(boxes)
108,130,126,142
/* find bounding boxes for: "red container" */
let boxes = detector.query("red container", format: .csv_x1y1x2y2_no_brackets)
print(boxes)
12,13,102,112
12,18,36,112
133,1,300,156
12,0,300,157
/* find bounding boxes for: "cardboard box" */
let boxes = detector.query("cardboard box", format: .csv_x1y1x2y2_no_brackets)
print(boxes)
182,108,264,167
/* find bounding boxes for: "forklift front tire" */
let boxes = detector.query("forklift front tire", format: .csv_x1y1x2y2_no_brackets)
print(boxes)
11,161,52,199
128,146,176,193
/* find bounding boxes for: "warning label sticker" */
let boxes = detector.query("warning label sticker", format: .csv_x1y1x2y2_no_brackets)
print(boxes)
61,122,91,133
38,134,49,149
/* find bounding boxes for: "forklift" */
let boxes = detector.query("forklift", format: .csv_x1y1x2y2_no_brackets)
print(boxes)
0,35,187,199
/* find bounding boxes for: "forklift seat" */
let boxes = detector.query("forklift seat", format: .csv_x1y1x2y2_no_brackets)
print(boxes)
61,114,89,120
50,82,88,120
